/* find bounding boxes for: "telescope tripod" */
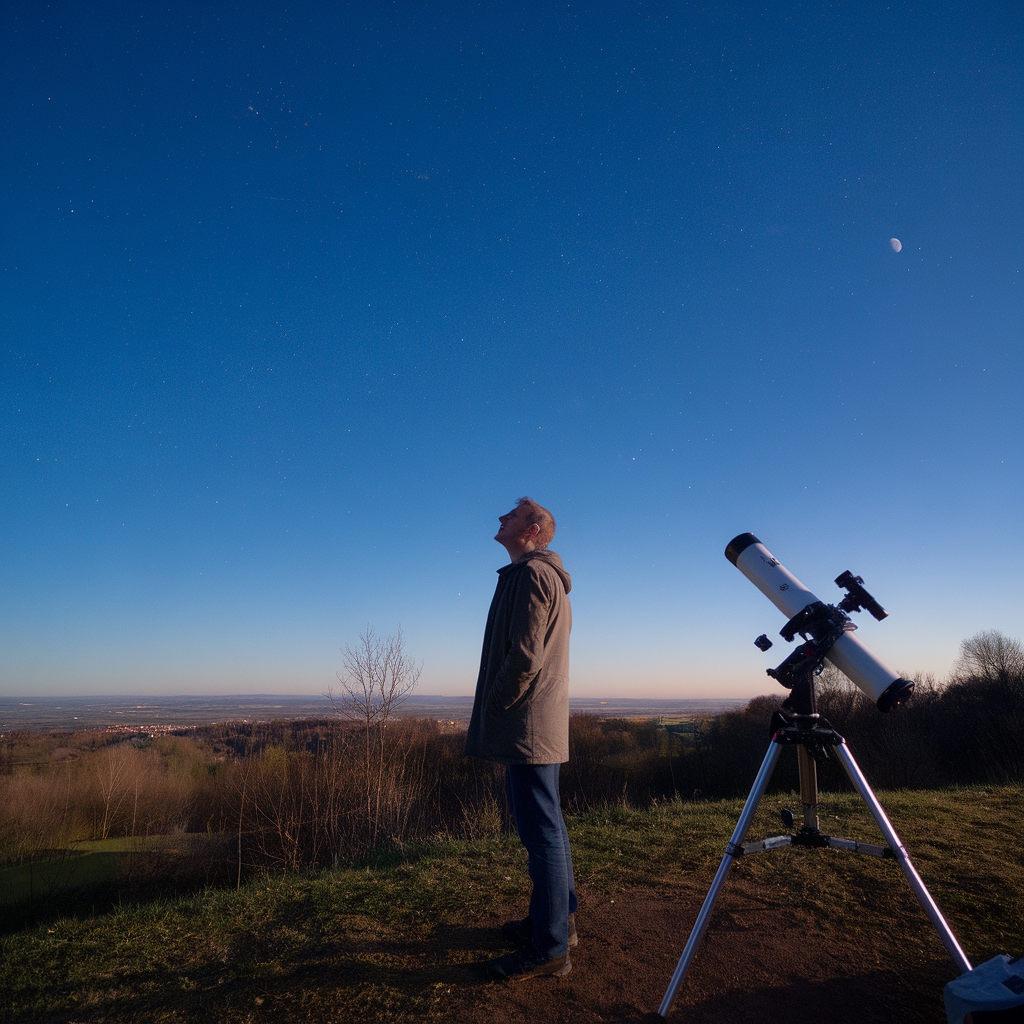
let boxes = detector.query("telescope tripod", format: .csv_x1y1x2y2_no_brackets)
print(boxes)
657,675,972,1019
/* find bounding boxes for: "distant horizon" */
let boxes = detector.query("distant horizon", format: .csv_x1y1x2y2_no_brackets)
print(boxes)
0,692,750,731
0,692,752,701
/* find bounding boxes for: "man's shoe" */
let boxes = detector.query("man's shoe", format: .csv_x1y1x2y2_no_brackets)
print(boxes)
486,947,572,981
500,913,578,948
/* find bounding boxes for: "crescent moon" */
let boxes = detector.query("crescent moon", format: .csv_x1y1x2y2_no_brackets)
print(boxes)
890,238,902,253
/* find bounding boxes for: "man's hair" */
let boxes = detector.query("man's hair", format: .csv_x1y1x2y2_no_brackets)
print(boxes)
515,497,556,549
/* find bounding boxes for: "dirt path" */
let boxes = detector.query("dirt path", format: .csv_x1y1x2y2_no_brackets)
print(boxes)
6,857,965,1023
427,880,955,1023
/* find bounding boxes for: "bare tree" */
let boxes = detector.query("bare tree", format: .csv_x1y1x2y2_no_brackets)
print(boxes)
97,743,132,840
328,626,422,843
952,630,1024,684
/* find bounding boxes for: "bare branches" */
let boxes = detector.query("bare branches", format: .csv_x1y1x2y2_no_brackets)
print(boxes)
329,626,422,728
952,630,1024,685
327,626,422,846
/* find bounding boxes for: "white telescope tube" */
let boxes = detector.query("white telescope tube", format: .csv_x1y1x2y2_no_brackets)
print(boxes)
725,533,914,711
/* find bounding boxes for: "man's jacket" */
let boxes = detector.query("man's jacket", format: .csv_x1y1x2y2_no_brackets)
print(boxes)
465,548,572,764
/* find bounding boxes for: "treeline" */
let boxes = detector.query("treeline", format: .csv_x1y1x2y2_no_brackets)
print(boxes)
567,629,1024,805
565,667,1024,809
2,631,1022,877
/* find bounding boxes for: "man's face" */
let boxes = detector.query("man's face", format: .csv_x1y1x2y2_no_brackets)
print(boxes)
495,506,527,545
495,505,541,559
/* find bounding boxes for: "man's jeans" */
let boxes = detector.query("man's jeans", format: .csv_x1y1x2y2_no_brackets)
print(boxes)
505,763,578,960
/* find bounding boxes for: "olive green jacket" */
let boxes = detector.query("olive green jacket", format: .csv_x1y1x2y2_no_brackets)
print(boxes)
465,548,572,764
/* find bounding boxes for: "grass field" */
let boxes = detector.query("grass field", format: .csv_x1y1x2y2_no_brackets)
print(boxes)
0,836,230,910
1,786,1021,1023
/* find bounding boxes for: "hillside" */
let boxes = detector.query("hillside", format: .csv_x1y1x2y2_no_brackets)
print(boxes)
3,787,1021,1023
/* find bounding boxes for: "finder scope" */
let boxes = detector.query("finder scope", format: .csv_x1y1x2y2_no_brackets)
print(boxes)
725,533,914,712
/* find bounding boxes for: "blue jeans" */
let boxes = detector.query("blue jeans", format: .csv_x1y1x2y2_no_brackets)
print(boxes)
505,763,578,959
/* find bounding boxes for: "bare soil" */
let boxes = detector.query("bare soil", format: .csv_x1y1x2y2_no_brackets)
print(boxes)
333,877,957,1024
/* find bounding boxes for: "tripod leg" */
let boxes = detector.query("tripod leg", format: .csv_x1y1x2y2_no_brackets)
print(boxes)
834,742,972,975
658,740,783,1019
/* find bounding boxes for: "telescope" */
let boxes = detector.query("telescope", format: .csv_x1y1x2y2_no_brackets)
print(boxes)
725,532,914,711
657,533,1023,1022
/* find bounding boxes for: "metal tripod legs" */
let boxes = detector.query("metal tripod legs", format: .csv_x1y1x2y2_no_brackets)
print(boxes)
833,743,971,974
657,741,783,1019
657,736,970,1019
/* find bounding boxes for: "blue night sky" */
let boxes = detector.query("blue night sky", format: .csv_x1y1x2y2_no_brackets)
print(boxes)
2,2,1021,699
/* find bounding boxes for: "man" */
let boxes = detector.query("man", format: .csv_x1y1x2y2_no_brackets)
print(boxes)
465,497,578,981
